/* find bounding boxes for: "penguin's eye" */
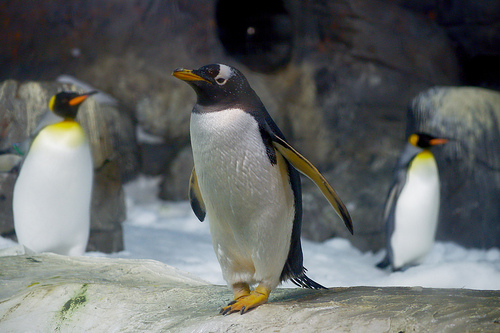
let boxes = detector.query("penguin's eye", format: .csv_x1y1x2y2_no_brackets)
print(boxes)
215,78,227,85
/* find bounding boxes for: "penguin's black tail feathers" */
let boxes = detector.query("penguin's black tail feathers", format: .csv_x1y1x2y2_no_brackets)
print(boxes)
289,268,328,290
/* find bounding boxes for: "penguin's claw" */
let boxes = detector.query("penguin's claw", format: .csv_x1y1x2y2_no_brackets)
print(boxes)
220,290,270,315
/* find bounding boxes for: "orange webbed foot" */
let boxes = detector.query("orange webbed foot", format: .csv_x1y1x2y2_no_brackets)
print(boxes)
220,284,271,315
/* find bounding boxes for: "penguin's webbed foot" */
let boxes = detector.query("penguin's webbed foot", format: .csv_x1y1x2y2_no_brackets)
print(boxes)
220,284,270,315
376,255,391,269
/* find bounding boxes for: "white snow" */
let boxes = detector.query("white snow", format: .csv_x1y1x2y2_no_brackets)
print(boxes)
2,175,500,290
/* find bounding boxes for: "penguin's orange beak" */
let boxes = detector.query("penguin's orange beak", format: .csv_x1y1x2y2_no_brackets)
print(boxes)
429,138,449,146
172,68,211,83
69,91,98,106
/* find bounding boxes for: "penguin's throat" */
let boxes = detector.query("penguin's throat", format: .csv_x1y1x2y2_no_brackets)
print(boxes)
33,121,87,149
409,150,439,179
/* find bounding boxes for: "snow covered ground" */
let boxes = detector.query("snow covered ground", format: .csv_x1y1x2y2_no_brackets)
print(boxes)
2,175,500,290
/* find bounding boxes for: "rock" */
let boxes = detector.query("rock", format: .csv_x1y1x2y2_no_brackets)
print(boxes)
0,173,16,236
215,0,294,73
406,86,500,249
87,160,125,253
0,252,499,332
435,0,500,59
396,0,500,89
158,146,194,201
0,80,135,253
135,87,193,142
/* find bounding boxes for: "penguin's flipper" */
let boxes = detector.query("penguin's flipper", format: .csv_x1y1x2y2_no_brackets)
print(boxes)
272,136,353,235
378,143,420,269
189,167,206,221
377,181,400,269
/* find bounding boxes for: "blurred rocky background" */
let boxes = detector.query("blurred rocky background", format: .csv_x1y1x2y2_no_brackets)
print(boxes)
0,0,498,252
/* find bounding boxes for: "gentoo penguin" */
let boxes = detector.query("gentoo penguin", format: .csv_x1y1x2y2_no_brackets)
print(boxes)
173,64,353,315
13,91,96,256
377,133,448,271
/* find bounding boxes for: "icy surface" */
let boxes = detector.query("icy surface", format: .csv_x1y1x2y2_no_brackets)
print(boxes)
2,175,500,290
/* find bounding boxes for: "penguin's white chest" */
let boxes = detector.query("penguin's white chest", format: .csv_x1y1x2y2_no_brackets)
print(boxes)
190,109,294,288
13,121,93,256
391,151,440,268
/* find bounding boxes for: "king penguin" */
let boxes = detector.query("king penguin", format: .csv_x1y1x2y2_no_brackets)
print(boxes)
173,64,353,315
13,91,96,256
377,133,448,271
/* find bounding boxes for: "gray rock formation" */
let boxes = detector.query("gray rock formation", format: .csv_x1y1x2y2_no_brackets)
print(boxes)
406,87,500,249
0,173,16,238
0,251,499,332
0,80,136,253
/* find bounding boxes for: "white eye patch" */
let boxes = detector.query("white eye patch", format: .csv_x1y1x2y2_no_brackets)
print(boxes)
215,64,234,85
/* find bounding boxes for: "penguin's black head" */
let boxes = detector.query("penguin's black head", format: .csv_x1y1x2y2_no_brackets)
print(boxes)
172,64,261,110
49,91,97,119
409,132,449,148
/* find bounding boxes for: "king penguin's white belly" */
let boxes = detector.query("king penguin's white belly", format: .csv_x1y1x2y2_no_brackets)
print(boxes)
391,151,440,269
13,122,93,256
190,109,295,288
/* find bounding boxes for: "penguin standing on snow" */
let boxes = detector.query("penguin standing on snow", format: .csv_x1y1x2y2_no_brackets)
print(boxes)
13,91,96,256
173,64,353,315
377,133,448,271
